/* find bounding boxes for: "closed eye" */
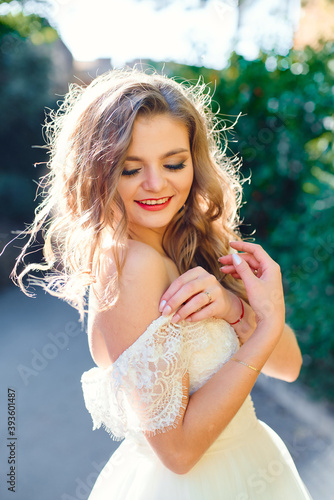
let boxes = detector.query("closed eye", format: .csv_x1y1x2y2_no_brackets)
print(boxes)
121,168,140,176
164,162,186,171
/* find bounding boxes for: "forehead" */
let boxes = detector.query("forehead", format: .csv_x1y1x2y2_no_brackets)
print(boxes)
127,114,190,157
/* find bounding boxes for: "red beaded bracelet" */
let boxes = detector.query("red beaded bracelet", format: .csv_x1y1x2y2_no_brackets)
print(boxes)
229,297,244,325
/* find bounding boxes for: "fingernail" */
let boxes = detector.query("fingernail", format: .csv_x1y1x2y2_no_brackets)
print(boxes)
232,253,242,266
220,266,227,272
162,305,172,316
172,313,180,323
159,299,166,313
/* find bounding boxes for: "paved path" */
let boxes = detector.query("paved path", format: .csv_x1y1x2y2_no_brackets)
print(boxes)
0,285,333,500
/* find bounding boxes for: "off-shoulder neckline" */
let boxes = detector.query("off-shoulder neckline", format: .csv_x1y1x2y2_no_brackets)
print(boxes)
87,314,176,373
86,315,234,375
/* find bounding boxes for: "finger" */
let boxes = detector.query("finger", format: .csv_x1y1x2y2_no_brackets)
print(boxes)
184,303,216,323
219,253,259,270
161,274,212,316
220,264,262,279
159,268,202,312
231,253,258,287
229,242,277,276
220,255,260,271
229,241,270,262
219,265,235,274
172,291,214,323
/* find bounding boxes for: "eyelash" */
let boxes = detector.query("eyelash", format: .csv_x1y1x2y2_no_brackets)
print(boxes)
121,162,186,177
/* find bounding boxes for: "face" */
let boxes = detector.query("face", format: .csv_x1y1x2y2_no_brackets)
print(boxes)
117,114,194,247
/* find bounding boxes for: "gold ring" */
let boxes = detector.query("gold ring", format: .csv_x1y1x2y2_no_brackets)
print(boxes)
204,290,213,304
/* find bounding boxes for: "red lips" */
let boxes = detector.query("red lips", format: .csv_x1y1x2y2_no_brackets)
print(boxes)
135,196,172,211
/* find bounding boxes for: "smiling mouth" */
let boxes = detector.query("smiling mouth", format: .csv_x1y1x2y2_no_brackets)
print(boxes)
136,197,171,206
134,196,173,211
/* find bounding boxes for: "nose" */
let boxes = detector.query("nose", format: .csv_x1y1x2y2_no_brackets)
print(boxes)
141,166,167,192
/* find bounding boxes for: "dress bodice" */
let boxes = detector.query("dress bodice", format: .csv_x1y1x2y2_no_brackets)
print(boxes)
81,315,249,441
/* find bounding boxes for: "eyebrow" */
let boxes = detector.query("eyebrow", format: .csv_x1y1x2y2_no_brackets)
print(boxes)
125,148,189,162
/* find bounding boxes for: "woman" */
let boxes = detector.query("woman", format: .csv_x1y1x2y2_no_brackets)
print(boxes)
13,69,312,499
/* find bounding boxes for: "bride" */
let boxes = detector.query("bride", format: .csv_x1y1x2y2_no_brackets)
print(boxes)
13,69,312,499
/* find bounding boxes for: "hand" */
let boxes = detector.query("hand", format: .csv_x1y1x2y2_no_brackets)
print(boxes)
219,241,285,328
219,243,264,279
159,267,235,323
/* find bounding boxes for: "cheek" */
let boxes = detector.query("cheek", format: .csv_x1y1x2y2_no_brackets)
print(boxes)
117,181,134,204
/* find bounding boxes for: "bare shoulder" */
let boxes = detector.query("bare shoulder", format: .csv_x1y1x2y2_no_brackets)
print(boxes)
88,240,172,366
121,239,170,280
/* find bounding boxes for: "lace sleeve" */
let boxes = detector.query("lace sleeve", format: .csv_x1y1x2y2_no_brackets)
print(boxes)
81,315,188,440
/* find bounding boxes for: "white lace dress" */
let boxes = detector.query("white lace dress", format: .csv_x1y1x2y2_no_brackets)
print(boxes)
81,315,312,500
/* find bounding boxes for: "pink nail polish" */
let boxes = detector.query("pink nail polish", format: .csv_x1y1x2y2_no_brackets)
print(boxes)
232,253,242,266
159,300,166,313
162,305,172,316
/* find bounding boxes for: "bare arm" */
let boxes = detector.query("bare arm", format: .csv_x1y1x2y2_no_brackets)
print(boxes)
219,251,302,382
225,292,302,381
262,323,302,381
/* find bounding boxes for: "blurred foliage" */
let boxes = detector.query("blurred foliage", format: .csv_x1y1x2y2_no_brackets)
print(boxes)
0,0,58,284
0,0,58,215
0,2,58,221
152,44,334,400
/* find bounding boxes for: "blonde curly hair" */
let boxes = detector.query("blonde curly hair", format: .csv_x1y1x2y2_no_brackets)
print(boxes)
12,68,247,321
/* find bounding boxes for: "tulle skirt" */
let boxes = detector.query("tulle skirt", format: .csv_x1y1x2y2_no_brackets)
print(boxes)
88,417,312,500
